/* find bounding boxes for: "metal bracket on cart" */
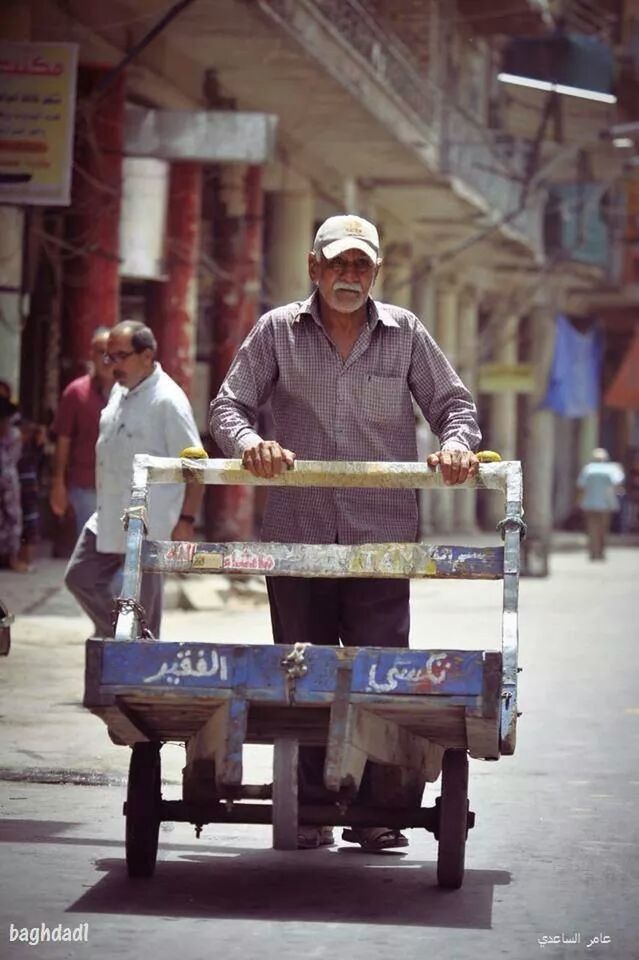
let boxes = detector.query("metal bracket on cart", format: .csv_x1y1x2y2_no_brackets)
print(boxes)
280,642,310,704
497,515,527,541
112,597,154,640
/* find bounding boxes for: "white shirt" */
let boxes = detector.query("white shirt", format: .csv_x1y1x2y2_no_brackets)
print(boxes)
87,363,200,553
577,461,625,511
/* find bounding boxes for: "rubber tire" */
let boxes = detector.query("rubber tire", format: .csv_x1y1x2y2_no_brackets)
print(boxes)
125,742,161,878
436,749,469,890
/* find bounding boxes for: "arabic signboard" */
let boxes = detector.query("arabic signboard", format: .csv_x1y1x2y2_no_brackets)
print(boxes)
479,362,535,394
0,42,78,206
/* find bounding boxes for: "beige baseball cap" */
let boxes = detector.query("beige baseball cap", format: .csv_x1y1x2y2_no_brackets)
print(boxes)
312,214,380,263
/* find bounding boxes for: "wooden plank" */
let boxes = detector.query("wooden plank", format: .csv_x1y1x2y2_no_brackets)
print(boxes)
324,662,364,796
272,738,299,850
143,539,504,580
324,704,443,793
86,706,149,746
354,708,443,778
183,698,248,803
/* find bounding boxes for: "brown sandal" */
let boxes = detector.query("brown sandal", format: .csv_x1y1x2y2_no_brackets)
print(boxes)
342,827,408,851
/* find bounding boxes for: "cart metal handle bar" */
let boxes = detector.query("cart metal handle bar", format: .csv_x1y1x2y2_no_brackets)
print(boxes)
131,455,522,502
116,455,522,754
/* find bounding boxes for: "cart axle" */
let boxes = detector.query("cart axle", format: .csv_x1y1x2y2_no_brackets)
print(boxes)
122,799,471,833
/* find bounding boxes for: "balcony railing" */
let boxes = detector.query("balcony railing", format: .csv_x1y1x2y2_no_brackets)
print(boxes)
259,0,442,133
258,0,541,253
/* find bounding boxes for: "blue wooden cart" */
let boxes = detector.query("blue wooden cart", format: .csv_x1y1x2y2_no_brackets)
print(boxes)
84,455,524,889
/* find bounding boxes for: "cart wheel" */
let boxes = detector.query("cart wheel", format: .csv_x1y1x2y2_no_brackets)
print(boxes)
436,749,469,890
125,742,161,878
272,737,299,850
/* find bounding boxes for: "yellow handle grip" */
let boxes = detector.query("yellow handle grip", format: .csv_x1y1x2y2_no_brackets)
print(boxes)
179,446,208,459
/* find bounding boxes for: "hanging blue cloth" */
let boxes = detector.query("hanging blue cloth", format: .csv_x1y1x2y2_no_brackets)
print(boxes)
542,315,602,417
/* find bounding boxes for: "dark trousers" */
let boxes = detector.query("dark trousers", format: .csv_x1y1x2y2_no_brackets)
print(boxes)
65,526,163,638
266,576,410,802
583,510,612,560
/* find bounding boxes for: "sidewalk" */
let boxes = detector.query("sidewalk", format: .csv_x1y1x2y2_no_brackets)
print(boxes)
0,552,268,620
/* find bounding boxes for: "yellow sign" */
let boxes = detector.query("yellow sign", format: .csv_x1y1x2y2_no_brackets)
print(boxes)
0,42,78,206
192,552,224,570
479,363,535,394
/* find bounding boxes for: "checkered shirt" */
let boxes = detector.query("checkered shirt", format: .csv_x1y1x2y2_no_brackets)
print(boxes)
209,291,481,545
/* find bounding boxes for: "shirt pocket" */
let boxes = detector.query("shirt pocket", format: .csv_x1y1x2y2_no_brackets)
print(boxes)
361,375,405,423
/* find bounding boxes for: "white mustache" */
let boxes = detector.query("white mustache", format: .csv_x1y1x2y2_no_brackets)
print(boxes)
333,282,362,293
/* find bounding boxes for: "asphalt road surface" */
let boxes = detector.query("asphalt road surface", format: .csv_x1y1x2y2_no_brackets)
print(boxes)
1,545,638,960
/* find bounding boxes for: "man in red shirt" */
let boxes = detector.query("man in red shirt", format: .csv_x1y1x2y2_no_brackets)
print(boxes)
50,328,114,534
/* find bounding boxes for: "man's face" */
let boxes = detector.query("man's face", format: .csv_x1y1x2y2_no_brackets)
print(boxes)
105,330,152,389
308,248,379,314
90,335,112,383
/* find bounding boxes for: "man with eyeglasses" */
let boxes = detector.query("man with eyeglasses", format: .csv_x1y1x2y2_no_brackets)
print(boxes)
210,214,481,852
64,320,202,639
50,327,114,536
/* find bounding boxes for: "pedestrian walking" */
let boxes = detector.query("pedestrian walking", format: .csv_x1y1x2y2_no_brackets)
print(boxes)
16,419,47,572
0,396,25,572
50,327,114,535
577,447,625,560
210,213,480,850
64,321,203,639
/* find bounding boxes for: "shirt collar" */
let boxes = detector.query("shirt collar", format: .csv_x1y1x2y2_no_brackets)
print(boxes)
293,290,399,329
125,362,161,396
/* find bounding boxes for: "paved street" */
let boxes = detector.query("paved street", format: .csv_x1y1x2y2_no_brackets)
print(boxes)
1,542,638,960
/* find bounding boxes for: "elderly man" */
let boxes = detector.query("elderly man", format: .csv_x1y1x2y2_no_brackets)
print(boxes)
577,447,625,560
65,321,202,638
50,326,114,535
210,214,480,850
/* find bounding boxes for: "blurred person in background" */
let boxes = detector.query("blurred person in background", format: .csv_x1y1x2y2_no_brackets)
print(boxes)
15,419,47,572
49,327,114,536
577,447,625,561
64,321,202,639
0,396,25,572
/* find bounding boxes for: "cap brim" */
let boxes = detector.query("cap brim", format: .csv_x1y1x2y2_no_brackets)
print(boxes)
320,238,378,262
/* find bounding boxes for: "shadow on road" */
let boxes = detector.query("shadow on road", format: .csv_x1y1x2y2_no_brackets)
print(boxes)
76,851,509,929
0,817,511,928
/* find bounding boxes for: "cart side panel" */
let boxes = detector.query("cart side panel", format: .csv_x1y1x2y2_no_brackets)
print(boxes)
352,649,485,696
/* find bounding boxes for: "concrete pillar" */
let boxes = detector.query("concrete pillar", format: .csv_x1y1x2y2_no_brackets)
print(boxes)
485,313,520,530
432,282,460,533
381,239,413,310
208,164,264,541
0,207,24,397
265,186,314,306
151,163,202,395
522,305,556,576
379,216,413,310
579,412,600,466
412,267,438,536
411,265,436,332
455,287,479,533
63,66,124,382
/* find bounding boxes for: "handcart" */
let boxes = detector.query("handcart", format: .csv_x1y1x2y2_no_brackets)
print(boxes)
84,455,524,889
